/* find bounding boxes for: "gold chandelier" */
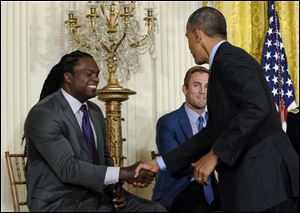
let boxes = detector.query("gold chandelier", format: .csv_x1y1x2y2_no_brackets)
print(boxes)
65,1,158,167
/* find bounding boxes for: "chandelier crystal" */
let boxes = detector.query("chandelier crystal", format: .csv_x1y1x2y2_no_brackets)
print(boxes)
65,1,158,83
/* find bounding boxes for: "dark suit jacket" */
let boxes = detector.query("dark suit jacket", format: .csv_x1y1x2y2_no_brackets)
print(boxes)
286,107,299,155
163,42,299,211
24,90,114,212
152,104,218,209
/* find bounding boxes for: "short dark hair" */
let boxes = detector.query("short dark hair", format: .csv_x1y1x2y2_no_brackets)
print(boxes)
184,65,209,86
187,7,227,37
39,50,93,101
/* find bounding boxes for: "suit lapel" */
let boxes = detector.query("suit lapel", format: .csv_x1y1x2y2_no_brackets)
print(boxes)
88,103,105,165
56,91,91,155
177,104,193,140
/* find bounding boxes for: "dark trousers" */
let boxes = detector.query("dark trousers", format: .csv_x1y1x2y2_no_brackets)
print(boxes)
170,181,220,212
262,198,298,212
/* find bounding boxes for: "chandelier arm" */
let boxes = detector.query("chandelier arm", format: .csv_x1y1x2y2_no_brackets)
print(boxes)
100,2,108,21
130,34,150,48
101,43,111,54
72,33,82,45
113,33,127,53
130,4,136,14
147,23,153,34
115,8,122,24
71,33,89,49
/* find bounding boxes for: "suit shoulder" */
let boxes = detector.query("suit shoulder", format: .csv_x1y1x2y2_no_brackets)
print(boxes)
32,93,58,113
158,109,180,123
157,108,186,131
87,101,105,118
87,101,102,111
218,42,256,63
25,95,59,132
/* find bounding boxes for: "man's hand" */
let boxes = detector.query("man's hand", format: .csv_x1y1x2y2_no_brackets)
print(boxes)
134,159,160,178
105,183,127,211
192,150,218,185
119,161,156,187
112,183,126,211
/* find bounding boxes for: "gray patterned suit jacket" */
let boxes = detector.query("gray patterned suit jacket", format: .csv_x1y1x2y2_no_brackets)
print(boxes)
24,89,114,211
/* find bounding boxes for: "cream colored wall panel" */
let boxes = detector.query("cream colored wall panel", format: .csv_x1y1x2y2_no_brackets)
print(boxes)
1,3,9,211
28,2,69,104
155,1,203,120
1,1,30,211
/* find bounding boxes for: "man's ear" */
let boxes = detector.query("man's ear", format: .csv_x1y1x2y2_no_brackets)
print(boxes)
182,85,188,95
64,72,73,84
195,29,203,42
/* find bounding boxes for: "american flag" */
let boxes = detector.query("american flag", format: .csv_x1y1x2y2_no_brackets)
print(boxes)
261,0,297,125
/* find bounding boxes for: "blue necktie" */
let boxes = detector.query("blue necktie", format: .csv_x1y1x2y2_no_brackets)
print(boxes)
198,116,204,131
198,116,215,205
80,105,99,165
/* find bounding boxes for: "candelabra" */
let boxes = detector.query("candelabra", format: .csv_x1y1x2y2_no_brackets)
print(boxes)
65,1,157,167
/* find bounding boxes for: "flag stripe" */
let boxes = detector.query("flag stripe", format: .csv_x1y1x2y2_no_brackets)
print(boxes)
261,0,296,122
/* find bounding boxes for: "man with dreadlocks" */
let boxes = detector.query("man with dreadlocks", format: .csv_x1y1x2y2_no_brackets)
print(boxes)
24,50,166,212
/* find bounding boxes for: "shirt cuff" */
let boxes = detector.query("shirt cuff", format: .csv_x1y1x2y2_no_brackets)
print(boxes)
104,167,120,185
156,156,167,171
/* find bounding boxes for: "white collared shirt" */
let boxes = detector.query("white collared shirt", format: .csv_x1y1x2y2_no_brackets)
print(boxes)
61,88,97,147
184,103,207,135
209,40,227,68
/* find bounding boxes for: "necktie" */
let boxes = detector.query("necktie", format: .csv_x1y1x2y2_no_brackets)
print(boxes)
198,116,204,131
198,116,215,205
80,105,99,165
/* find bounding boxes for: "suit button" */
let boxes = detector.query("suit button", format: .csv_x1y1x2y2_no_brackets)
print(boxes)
75,199,79,203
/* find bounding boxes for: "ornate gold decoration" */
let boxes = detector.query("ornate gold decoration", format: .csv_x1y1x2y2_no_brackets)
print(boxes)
65,1,157,166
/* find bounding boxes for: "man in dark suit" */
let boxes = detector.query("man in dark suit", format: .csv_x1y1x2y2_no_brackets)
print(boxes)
136,7,299,212
152,66,219,211
24,50,166,212
286,107,299,155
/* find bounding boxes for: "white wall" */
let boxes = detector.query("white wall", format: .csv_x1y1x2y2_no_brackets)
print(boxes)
1,1,204,211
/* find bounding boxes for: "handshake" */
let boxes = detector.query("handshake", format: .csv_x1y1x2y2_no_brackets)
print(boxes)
119,160,160,188
119,150,218,187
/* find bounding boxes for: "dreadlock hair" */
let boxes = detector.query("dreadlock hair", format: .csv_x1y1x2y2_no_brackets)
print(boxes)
39,50,93,101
